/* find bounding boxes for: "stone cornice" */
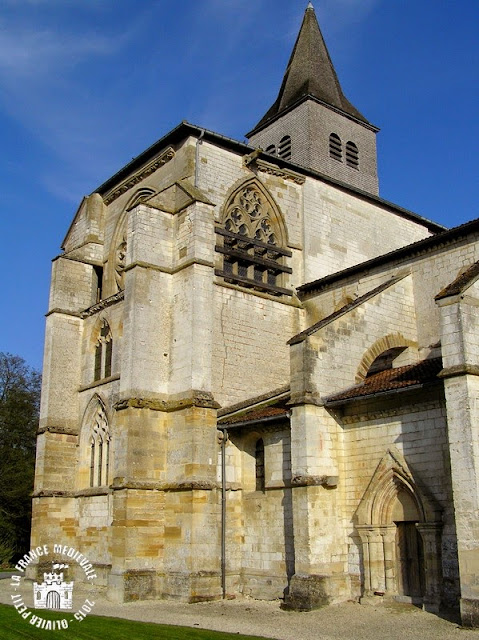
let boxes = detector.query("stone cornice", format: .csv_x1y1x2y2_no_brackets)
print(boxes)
438,364,479,379
78,374,120,392
111,478,218,491
291,474,338,488
37,425,79,436
287,394,324,408
255,159,305,184
103,146,176,205
123,258,215,276
81,291,124,318
45,308,83,319
114,391,220,413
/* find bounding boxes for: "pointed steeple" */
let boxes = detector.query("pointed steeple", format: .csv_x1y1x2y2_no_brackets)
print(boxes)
248,4,369,135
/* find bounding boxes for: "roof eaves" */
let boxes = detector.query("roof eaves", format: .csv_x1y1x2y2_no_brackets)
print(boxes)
94,121,253,197
324,381,438,408
247,94,378,139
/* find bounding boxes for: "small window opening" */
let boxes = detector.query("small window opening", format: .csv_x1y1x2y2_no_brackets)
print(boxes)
94,320,113,381
367,347,408,377
329,133,342,162
278,136,292,160
265,144,276,156
345,141,359,169
89,403,110,488
93,265,103,303
255,438,265,492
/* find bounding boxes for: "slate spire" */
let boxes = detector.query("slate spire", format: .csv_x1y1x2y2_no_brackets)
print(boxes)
249,3,369,134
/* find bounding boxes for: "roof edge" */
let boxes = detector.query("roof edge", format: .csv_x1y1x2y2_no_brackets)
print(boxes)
246,94,379,139
299,216,479,297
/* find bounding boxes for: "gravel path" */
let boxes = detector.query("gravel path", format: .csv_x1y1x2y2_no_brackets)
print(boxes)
1,576,477,640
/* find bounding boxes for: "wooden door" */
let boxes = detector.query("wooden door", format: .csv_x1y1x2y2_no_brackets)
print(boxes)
396,521,424,597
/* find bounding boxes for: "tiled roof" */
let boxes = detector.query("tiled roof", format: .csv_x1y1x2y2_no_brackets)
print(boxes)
325,358,443,405
219,396,290,427
435,260,479,300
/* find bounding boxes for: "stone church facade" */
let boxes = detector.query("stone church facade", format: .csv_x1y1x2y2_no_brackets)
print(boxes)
32,4,479,626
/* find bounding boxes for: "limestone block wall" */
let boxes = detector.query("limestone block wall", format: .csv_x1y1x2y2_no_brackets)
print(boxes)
302,233,479,360
248,101,379,195
34,432,78,493
301,180,431,284
224,427,293,599
338,390,458,605
213,286,299,407
62,193,105,253
40,314,83,433
293,275,418,400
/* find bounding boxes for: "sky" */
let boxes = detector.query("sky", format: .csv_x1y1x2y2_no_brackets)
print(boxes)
0,0,478,371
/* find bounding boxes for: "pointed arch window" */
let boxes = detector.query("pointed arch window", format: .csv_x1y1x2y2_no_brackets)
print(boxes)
329,133,342,162
345,141,359,169
215,182,292,296
94,320,113,381
278,136,292,160
89,402,110,487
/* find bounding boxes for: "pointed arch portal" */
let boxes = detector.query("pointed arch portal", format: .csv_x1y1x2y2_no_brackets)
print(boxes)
355,449,443,611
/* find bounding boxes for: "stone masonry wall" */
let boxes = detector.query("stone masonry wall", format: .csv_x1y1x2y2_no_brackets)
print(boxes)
338,391,459,605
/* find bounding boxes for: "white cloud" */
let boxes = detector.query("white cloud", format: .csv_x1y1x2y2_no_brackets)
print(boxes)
0,23,119,79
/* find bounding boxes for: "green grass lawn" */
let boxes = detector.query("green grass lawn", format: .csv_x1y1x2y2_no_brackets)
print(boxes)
0,604,270,640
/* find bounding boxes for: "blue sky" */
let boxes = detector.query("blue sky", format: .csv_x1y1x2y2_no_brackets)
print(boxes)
1,0,478,371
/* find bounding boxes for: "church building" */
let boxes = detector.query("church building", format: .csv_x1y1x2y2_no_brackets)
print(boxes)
32,3,479,627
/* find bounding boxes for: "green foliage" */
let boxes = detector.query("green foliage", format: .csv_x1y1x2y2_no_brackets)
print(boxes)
0,353,41,565
0,604,268,640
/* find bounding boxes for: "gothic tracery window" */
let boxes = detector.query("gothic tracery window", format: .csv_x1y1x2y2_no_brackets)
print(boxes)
89,402,110,487
94,320,113,381
215,183,292,296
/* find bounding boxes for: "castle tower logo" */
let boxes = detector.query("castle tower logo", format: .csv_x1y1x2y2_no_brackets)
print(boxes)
10,543,96,631
33,563,74,610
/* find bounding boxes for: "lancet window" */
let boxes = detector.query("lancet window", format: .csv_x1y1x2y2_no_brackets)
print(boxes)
94,320,113,381
89,402,110,487
215,183,292,297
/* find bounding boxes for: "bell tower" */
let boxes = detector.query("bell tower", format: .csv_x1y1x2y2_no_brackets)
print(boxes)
247,3,379,195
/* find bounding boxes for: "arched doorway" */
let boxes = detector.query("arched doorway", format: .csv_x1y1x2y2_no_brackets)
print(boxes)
392,490,424,598
46,590,60,609
355,448,442,611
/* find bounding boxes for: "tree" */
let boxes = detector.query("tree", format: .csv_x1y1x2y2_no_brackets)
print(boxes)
0,352,41,565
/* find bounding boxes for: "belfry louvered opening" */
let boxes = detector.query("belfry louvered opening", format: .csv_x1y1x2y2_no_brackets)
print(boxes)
346,141,359,169
329,133,342,162
278,135,292,160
